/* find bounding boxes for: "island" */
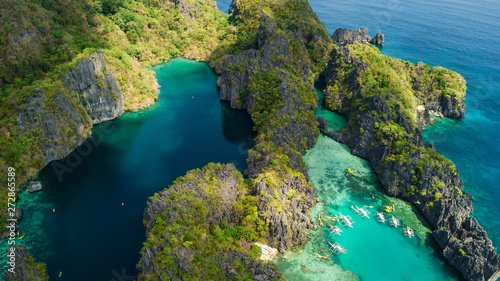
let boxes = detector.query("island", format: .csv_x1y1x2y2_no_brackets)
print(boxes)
1,0,498,280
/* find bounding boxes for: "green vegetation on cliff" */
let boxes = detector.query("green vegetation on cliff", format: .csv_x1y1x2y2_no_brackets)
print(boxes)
213,0,333,252
324,43,465,198
0,0,228,235
139,163,283,280
325,43,465,129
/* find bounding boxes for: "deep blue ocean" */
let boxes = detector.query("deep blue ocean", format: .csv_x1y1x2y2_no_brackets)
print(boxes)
216,0,500,247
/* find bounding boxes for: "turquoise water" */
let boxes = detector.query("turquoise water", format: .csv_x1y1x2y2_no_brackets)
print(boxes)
303,0,500,249
5,0,499,279
216,0,500,277
3,58,255,280
275,113,460,281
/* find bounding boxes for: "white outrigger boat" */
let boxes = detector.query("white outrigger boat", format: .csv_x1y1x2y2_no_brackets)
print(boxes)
403,226,414,238
328,242,347,255
389,215,400,228
375,212,386,223
329,225,343,236
338,213,355,228
352,205,370,218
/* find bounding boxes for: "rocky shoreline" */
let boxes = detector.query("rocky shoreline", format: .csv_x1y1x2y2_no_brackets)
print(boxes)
4,0,499,280
140,163,284,280
320,43,500,280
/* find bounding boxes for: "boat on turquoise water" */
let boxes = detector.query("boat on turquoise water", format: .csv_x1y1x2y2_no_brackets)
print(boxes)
328,242,347,255
389,216,400,228
375,212,386,223
338,213,355,228
353,205,370,218
329,225,343,236
403,226,414,238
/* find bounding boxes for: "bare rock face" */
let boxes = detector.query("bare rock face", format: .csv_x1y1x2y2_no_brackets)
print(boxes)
331,27,371,44
172,0,202,19
17,50,124,166
252,174,316,253
331,27,385,46
62,50,124,123
370,31,384,46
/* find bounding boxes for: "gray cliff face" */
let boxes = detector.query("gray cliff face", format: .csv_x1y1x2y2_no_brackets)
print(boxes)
17,50,123,166
172,0,201,19
62,50,124,123
217,15,317,178
253,174,316,252
141,164,283,280
370,31,384,46
322,46,500,281
425,94,466,120
4,246,47,281
215,5,324,254
331,27,384,46
17,89,92,165
216,49,260,110
331,27,370,44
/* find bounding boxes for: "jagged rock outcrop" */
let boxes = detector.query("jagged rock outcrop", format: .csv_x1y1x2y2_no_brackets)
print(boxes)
215,0,335,257
253,173,316,252
4,246,48,281
370,31,384,46
172,0,201,19
140,163,284,280
17,88,92,165
217,251,281,281
331,27,371,44
17,50,123,166
322,43,499,281
331,27,384,46
62,50,123,123
216,14,318,177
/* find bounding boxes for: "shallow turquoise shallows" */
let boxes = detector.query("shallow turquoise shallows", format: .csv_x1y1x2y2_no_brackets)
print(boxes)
212,0,500,279
275,111,461,281
1,58,255,280
216,0,500,251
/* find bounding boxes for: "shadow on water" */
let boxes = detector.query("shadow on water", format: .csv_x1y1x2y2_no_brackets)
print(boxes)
220,100,256,145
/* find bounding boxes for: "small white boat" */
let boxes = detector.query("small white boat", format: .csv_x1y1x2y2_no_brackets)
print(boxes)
328,242,347,255
353,205,370,218
375,212,386,223
403,226,414,238
338,213,355,228
329,225,343,236
389,216,400,228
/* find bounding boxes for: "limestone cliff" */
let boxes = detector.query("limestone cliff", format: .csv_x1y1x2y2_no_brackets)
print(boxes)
17,50,124,167
331,27,384,46
62,50,124,123
211,0,333,254
321,43,499,281
140,163,283,280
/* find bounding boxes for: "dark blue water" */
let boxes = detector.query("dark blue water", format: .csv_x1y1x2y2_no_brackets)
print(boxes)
8,58,255,280
218,0,500,247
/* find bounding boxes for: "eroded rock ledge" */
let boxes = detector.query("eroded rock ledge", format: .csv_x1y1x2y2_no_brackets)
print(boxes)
331,27,384,46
